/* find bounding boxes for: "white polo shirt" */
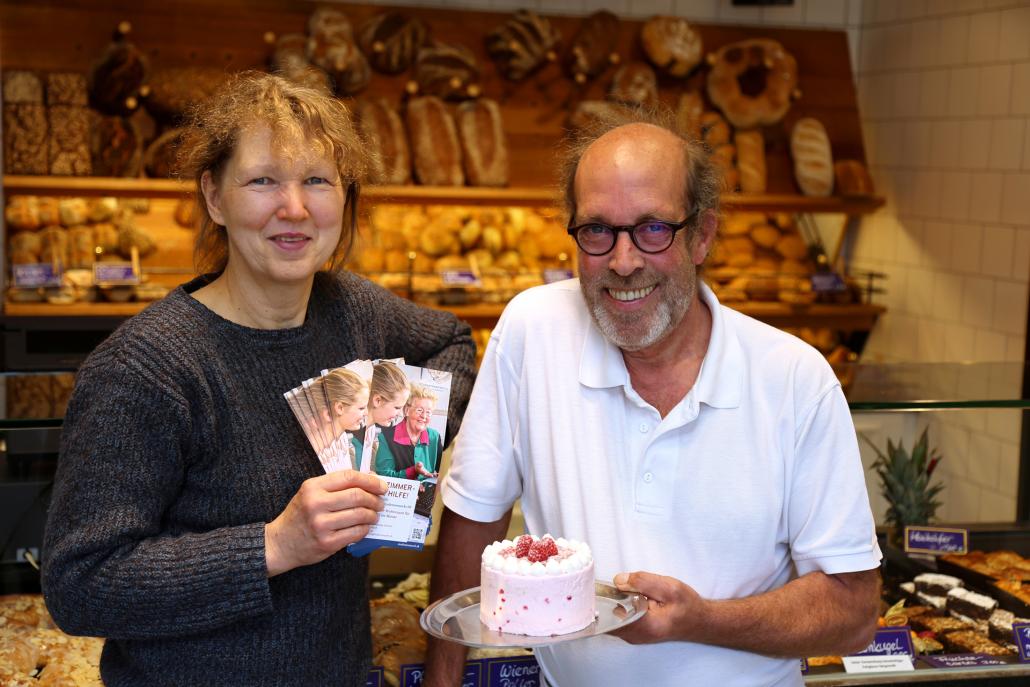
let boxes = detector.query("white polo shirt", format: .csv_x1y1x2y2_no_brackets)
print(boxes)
442,279,881,687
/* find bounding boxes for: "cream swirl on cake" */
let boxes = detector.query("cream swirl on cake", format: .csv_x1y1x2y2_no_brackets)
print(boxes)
480,534,595,636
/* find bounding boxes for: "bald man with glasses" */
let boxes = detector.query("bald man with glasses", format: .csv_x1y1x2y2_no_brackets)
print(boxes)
425,115,882,687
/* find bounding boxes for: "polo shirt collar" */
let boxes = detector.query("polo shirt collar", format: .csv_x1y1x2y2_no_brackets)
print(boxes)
578,280,742,409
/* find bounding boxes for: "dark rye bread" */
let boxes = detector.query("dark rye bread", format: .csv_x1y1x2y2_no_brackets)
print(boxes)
356,99,410,185
46,72,88,106
406,96,463,186
565,10,619,81
48,104,91,175
358,11,427,74
485,9,560,81
456,98,507,187
413,43,480,101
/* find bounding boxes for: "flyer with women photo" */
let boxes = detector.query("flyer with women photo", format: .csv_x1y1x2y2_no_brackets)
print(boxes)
284,358,453,556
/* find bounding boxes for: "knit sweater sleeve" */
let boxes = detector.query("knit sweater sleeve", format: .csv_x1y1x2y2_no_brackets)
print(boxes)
41,346,273,639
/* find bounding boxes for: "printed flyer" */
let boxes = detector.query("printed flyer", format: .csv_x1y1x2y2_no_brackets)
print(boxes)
285,358,453,556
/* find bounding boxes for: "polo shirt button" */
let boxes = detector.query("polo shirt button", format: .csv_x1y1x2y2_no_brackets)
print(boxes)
639,423,649,433
643,472,653,483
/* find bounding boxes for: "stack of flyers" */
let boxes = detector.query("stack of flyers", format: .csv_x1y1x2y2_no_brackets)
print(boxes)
284,358,453,556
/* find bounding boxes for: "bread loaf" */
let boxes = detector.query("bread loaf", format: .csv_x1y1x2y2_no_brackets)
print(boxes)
485,9,560,81
457,98,508,187
357,12,427,74
735,130,767,194
406,96,464,186
641,16,702,78
306,7,370,96
89,36,148,116
413,43,480,100
271,33,310,74
3,104,48,174
145,67,227,123
675,91,703,141
566,10,619,82
356,99,411,185
3,70,43,103
5,197,41,232
90,114,142,177
790,118,833,197
700,111,730,147
143,127,184,178
609,62,657,107
46,72,88,106
833,159,874,196
48,104,91,175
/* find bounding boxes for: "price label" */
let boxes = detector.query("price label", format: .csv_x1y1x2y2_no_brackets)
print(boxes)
441,270,480,286
401,660,482,686
11,263,61,288
922,653,1007,668
843,627,914,673
485,656,540,687
810,272,846,293
543,268,574,284
904,526,968,555
365,666,384,687
93,261,139,285
1015,622,1030,662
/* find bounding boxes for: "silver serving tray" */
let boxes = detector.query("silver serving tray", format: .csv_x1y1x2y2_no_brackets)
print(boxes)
420,581,647,649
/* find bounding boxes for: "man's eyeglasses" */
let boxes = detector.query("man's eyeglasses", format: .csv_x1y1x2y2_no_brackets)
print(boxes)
566,209,700,256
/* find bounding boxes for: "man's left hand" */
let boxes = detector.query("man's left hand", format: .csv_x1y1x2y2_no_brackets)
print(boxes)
609,571,705,644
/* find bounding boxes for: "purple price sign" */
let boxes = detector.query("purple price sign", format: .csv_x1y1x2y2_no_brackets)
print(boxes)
365,666,384,687
851,627,914,658
543,268,575,284
441,270,480,286
11,263,61,288
485,656,541,687
904,526,968,555
400,661,482,687
799,658,809,674
1015,622,1030,662
922,653,1007,668
93,262,138,285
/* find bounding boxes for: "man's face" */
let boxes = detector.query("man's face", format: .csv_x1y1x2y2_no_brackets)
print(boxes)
574,125,707,352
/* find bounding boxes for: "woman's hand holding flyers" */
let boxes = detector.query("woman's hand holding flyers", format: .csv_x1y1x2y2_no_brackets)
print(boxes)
264,470,388,577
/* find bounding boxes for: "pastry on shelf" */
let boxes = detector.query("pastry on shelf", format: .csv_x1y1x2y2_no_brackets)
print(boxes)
706,38,798,129
608,62,658,108
641,16,702,78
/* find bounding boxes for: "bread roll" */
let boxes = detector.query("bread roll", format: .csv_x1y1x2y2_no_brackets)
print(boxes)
641,16,702,78
749,223,779,249
406,96,464,186
356,99,411,185
456,98,508,187
775,234,809,261
735,130,767,194
5,197,41,232
790,118,833,197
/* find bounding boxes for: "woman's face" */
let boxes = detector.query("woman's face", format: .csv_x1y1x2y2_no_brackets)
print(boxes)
201,124,345,288
336,386,369,432
405,398,434,434
370,389,408,426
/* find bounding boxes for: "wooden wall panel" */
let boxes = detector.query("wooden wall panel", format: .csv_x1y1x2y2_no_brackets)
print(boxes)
0,0,866,192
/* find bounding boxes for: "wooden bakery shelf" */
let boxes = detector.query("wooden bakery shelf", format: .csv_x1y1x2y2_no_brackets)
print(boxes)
4,300,885,332
3,176,885,215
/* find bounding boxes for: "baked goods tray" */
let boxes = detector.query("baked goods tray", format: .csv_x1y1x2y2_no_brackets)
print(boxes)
935,558,1030,617
420,582,647,648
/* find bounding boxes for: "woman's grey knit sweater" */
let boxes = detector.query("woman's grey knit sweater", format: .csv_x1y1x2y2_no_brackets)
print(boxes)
41,271,476,686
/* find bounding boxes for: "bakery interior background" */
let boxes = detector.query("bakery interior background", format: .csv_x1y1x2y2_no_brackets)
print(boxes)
1,0,1029,526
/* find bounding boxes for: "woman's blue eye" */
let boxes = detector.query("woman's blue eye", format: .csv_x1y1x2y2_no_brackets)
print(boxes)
248,177,271,185
306,176,329,185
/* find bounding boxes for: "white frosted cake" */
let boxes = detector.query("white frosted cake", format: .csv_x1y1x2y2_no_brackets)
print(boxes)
480,534,595,636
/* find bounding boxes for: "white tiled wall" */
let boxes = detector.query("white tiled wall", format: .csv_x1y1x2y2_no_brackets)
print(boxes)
386,0,1030,523
850,0,1030,522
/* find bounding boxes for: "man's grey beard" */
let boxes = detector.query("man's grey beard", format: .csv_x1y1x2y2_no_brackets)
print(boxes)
582,267,696,352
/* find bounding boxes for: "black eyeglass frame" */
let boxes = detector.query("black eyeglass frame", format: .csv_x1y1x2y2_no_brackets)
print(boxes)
566,208,701,256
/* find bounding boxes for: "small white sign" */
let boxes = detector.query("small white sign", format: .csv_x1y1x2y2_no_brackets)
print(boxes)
842,656,914,673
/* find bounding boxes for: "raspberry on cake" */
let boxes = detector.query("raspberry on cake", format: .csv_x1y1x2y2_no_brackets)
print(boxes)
479,534,596,636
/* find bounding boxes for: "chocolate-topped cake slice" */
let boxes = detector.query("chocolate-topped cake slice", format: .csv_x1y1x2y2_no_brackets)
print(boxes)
946,587,998,621
988,608,1030,645
914,573,963,596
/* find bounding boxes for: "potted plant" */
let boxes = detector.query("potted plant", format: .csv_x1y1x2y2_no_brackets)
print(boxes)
862,427,944,549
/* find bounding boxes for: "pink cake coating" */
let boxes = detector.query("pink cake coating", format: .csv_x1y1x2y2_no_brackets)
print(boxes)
479,535,595,636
